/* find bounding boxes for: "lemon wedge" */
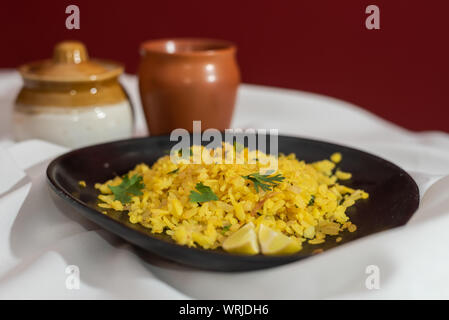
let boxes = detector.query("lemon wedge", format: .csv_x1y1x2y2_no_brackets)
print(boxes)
258,224,302,255
222,222,259,255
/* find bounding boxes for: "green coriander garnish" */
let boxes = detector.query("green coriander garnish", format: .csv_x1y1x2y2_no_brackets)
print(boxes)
189,182,219,202
109,174,145,203
221,225,231,234
175,148,193,159
233,141,245,153
308,195,315,206
168,168,179,175
242,172,285,193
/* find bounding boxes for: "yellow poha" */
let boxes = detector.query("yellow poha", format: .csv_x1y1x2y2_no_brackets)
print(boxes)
95,143,368,254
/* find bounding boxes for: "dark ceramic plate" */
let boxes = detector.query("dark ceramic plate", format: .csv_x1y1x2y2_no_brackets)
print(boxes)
47,135,419,271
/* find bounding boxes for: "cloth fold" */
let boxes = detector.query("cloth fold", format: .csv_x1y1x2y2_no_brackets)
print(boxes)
0,146,26,195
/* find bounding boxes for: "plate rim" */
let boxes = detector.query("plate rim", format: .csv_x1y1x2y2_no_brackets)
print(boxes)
46,134,420,265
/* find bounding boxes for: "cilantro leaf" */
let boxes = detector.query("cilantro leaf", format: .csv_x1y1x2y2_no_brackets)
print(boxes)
109,174,145,203
233,141,245,153
189,182,218,202
221,225,231,234
308,195,315,206
176,148,193,159
242,172,285,193
168,168,179,174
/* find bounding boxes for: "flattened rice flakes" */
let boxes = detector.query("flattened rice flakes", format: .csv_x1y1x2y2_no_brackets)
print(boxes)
96,144,368,252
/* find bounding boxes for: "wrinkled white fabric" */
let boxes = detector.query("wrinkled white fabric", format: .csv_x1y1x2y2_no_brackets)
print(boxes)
0,70,448,299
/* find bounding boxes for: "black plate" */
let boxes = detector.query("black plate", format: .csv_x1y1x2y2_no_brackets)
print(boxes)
47,135,419,271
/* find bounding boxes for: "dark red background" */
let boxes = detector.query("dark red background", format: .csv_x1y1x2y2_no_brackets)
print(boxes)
1,1,448,132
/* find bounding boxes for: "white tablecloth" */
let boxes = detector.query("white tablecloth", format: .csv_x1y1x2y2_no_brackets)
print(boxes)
1,70,448,299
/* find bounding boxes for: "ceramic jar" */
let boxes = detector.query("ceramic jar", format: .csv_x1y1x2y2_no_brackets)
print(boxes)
138,38,240,135
13,41,133,148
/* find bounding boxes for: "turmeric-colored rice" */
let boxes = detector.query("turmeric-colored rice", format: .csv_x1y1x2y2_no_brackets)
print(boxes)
95,143,368,252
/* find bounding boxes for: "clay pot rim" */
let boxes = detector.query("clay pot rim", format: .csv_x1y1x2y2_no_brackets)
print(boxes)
140,38,236,57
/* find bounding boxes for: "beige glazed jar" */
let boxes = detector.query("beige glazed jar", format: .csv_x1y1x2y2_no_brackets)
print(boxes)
13,41,133,148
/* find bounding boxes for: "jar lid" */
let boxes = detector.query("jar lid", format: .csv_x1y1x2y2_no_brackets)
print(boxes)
19,41,124,83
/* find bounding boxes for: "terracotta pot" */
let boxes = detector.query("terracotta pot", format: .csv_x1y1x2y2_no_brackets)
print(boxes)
138,38,240,135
